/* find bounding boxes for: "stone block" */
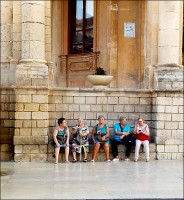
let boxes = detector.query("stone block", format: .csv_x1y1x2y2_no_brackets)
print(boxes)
140,98,152,105
15,112,31,120
108,113,120,120
14,136,48,145
15,120,23,128
178,122,183,130
40,145,47,153
14,154,31,162
15,104,24,111
172,114,183,122
118,97,129,104
124,105,134,112
114,105,123,113
97,97,107,104
0,152,11,161
32,95,48,103
32,128,48,136
62,112,73,119
48,104,55,111
156,145,165,152
20,128,32,136
164,122,178,130
179,106,183,114
39,104,48,111
31,154,47,162
0,144,10,152
129,98,139,105
90,105,103,112
74,112,85,120
86,112,96,120
102,105,113,112
15,95,31,103
63,97,73,104
22,145,39,153
32,112,48,119
154,113,171,121
68,105,79,112
24,103,39,111
156,97,172,105
14,145,23,153
165,145,178,153
37,120,48,128
176,153,184,160
156,153,172,160
23,120,31,128
86,97,96,104
74,97,85,104
171,130,183,138
80,105,90,112
55,104,69,111
108,97,118,104
14,129,20,136
173,97,183,106
49,96,62,104
165,106,178,113
134,105,146,113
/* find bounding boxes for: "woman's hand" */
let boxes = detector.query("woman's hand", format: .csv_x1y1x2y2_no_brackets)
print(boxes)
120,135,125,139
56,142,60,147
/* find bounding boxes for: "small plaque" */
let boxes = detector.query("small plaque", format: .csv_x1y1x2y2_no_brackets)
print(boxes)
124,22,135,38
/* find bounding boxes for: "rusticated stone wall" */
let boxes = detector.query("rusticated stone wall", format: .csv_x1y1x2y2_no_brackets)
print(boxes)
0,87,15,161
0,87,183,162
13,87,49,162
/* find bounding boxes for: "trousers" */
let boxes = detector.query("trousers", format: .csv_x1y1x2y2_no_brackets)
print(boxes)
111,138,133,158
135,139,150,159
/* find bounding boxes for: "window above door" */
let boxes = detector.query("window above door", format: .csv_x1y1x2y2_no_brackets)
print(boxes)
69,0,94,54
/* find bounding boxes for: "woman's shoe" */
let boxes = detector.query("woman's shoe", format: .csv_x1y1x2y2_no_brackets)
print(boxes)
72,158,77,163
83,158,88,162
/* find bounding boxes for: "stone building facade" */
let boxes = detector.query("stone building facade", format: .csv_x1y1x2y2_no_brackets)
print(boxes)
0,1,183,162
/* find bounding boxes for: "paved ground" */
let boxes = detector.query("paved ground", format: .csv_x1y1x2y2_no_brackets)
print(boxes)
1,160,183,199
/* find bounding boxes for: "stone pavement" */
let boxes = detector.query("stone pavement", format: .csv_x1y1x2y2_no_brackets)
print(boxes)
1,160,183,199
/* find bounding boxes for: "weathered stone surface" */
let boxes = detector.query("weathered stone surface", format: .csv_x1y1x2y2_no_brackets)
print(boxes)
14,145,23,153
22,145,39,153
31,154,47,162
14,154,31,162
14,136,48,145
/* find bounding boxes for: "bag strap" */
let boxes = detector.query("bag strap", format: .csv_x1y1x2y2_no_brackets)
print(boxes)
119,123,124,132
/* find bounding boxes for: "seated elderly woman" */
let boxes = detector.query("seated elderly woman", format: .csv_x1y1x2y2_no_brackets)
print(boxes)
52,117,70,164
134,116,150,162
71,118,89,162
91,115,111,162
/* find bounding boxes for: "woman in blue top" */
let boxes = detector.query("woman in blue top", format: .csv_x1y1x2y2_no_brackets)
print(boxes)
52,117,70,164
111,116,133,161
91,115,111,162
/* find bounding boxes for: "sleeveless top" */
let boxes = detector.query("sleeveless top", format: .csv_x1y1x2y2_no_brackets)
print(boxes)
54,126,68,145
94,124,109,142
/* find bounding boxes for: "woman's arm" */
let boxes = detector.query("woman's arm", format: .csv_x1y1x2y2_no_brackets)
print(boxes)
66,128,70,146
114,130,124,135
91,127,95,144
53,129,60,147
143,124,150,136
105,127,110,138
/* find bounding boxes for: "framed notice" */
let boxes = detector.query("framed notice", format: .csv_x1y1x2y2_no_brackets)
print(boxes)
124,23,135,38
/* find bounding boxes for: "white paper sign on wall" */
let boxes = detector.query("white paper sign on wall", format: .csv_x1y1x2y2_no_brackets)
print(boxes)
124,23,135,38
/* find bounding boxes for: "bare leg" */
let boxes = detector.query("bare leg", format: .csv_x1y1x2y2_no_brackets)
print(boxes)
65,146,69,162
72,151,77,159
84,152,88,159
103,144,110,160
55,147,60,163
92,143,100,160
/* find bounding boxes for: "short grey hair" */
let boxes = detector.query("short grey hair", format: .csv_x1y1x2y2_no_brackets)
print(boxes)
98,115,105,120
119,116,126,121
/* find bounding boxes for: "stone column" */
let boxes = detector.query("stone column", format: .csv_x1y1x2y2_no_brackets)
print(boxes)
158,1,181,65
107,0,118,87
15,0,48,86
13,1,49,162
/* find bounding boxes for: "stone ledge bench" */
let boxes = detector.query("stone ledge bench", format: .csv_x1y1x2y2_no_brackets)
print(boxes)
47,142,156,162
